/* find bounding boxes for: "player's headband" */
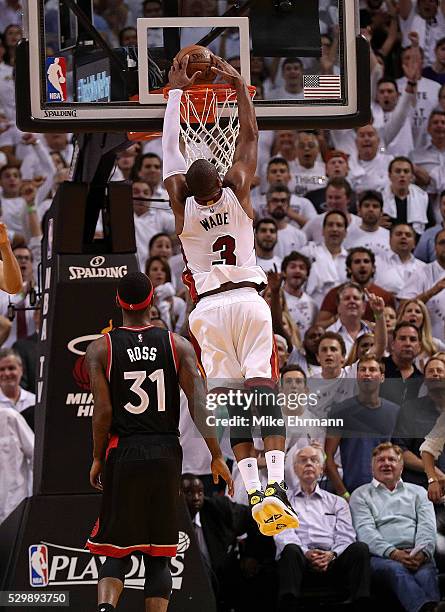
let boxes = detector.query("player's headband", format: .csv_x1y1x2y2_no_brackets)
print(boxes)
116,287,154,311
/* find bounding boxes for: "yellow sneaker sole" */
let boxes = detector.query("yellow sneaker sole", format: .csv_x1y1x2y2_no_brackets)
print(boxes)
252,499,299,536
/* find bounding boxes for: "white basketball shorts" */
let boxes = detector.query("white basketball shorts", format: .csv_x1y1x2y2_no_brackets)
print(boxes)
188,287,277,383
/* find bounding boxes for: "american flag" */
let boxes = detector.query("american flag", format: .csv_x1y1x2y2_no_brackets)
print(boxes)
303,75,341,99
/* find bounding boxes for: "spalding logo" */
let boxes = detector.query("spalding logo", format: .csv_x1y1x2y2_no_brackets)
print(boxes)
90,256,105,267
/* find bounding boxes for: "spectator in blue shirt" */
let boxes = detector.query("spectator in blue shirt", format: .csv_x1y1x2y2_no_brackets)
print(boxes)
274,445,371,612
325,354,400,498
350,442,440,612
415,191,445,263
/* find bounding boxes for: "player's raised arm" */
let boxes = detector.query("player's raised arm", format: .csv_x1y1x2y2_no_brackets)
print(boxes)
212,56,258,215
174,333,234,495
86,336,112,490
162,56,203,234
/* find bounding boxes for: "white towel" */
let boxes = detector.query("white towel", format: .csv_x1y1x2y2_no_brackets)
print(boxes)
382,184,428,235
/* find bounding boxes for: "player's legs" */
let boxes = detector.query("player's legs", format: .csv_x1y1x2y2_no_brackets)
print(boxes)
97,556,132,610
189,300,260,496
232,291,299,535
143,555,172,612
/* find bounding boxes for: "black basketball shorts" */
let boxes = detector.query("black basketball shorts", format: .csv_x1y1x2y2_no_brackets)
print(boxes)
87,434,182,558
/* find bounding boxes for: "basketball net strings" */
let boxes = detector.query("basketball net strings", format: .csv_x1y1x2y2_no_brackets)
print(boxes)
180,89,241,177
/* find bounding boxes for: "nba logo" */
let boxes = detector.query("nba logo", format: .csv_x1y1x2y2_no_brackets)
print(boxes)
29,544,49,587
46,57,67,102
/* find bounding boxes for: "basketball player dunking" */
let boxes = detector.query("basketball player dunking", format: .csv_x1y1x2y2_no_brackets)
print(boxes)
162,55,299,535
86,272,232,612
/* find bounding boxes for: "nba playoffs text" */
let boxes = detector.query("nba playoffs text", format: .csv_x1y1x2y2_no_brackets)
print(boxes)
0,592,69,606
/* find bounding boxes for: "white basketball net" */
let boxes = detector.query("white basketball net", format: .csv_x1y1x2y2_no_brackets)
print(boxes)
179,87,241,178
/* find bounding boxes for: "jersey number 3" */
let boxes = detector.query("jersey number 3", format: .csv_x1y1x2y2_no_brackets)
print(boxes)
211,235,236,265
124,369,165,414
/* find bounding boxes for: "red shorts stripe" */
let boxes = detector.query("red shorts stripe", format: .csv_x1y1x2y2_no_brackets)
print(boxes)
86,540,178,558
270,338,280,383
106,434,119,460
168,331,179,372
188,328,207,379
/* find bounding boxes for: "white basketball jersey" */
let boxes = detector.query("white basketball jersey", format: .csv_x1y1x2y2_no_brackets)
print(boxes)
179,187,267,298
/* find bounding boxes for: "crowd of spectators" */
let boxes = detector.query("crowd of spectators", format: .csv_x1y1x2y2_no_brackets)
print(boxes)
3,0,445,610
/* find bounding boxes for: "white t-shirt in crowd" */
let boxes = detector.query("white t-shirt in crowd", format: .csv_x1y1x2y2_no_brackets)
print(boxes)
134,208,175,271
349,152,392,193
275,224,307,259
375,251,427,298
303,212,361,245
256,254,282,274
283,290,318,337
344,225,391,257
409,260,445,341
397,76,441,149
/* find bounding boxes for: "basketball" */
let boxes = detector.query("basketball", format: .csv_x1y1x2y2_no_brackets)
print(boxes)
59,76,66,83
175,44,216,84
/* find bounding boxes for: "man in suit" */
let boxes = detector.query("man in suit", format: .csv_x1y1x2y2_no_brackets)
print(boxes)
181,473,275,611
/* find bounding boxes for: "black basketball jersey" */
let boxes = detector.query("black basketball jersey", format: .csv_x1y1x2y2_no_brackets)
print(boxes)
106,325,180,437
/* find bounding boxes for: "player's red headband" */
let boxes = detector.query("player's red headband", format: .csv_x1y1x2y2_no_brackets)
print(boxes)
116,287,154,311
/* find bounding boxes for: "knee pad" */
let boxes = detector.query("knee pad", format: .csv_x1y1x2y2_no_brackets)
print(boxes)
98,556,132,583
143,555,172,600
253,386,286,440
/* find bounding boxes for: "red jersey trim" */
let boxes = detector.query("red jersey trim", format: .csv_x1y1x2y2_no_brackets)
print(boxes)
105,333,112,381
106,434,119,460
86,540,177,558
168,331,179,372
179,240,199,304
119,325,154,331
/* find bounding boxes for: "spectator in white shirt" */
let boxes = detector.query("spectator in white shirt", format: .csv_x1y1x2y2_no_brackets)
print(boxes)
344,190,391,256
372,77,416,157
303,177,360,244
132,152,171,212
110,143,141,182
293,131,327,195
265,57,304,101
0,402,33,525
304,210,349,307
253,156,317,227
396,39,441,149
132,180,175,270
413,228,445,341
0,348,35,414
281,251,318,338
377,223,427,297
349,124,392,193
399,0,445,66
265,184,307,259
326,283,373,357
0,1,22,34
412,109,445,196
254,217,282,273
382,156,429,236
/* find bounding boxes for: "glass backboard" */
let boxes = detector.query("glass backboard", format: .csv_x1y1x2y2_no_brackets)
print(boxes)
15,0,370,132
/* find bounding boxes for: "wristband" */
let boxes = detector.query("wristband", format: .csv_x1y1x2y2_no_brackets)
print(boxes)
407,80,417,87
27,205,37,213
342,491,350,499
374,313,382,320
